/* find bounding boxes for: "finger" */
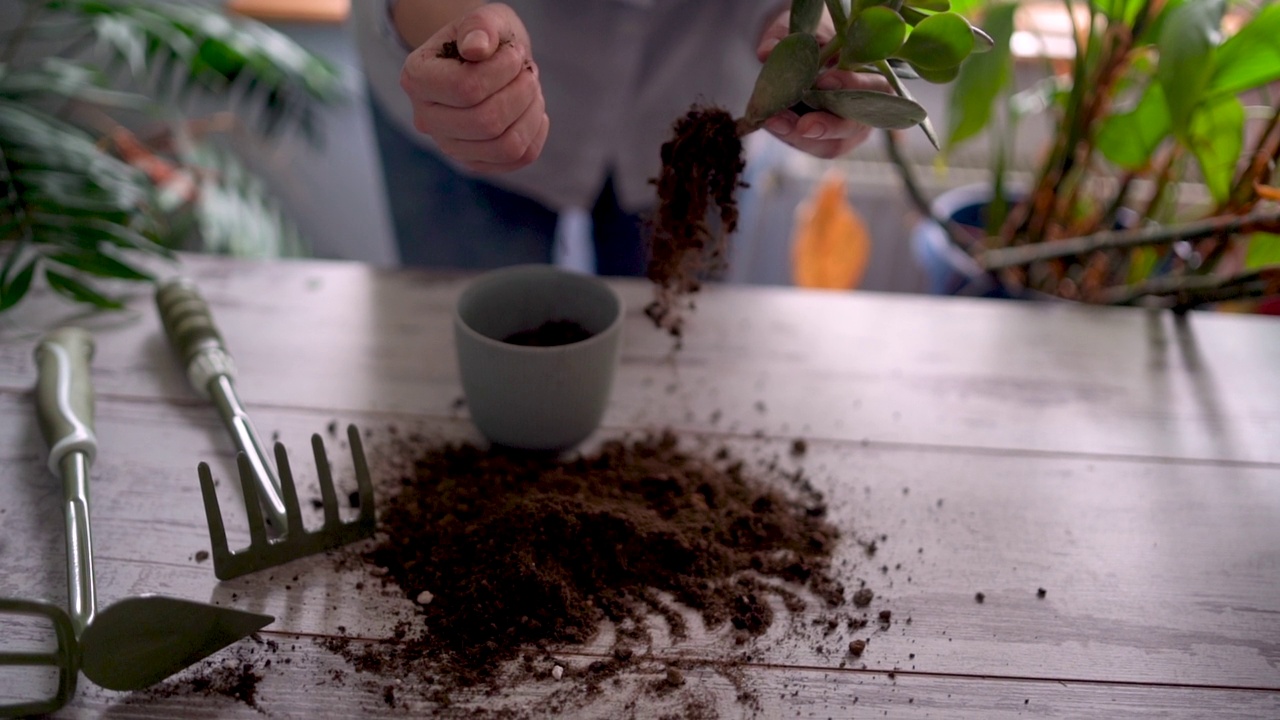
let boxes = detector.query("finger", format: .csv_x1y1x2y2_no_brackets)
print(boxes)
756,11,790,61
758,8,838,61
794,111,869,143
411,64,539,141
402,41,528,109
434,89,548,165
457,112,550,174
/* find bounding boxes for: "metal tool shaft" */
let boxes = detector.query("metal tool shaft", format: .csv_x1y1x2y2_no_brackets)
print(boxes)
60,451,96,637
207,374,289,534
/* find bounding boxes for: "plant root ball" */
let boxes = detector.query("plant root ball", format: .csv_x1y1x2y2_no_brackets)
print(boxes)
645,105,746,342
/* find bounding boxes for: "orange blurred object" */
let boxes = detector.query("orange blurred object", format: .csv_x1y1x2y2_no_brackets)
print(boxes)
226,0,350,23
791,170,871,290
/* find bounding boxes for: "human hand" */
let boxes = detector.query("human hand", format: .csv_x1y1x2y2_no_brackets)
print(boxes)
755,11,889,159
399,3,549,173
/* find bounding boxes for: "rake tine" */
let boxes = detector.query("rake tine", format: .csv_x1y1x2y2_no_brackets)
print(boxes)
348,425,375,526
236,453,269,549
275,442,304,535
312,434,341,529
198,462,232,566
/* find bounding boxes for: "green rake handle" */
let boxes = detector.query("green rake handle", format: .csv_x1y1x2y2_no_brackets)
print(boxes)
155,278,290,533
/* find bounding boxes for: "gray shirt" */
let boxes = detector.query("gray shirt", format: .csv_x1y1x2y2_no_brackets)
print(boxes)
354,0,785,213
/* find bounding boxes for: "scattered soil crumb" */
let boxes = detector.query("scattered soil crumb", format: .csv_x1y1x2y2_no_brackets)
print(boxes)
1036,588,1047,599
975,592,986,604
194,550,209,563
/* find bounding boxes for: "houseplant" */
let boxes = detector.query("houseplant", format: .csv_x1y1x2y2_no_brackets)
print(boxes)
896,0,1280,310
0,0,343,313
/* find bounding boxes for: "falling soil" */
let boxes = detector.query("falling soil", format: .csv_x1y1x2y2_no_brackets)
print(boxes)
501,319,594,346
645,106,746,342
318,428,847,716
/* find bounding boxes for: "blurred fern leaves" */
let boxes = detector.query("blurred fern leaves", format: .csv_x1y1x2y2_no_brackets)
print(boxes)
0,0,344,312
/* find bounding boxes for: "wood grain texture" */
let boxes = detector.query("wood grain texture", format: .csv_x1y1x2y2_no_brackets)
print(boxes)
1,255,1278,717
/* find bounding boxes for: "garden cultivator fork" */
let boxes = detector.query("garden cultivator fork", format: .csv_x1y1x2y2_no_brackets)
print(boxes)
156,279,375,581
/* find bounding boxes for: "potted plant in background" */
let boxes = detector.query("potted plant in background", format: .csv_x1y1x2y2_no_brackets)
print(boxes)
896,0,1280,312
0,0,344,314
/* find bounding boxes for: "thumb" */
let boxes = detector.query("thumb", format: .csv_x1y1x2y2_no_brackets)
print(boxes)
454,7,506,62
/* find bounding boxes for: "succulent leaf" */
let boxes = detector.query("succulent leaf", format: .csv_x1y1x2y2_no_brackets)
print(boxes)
744,32,821,125
790,0,825,34
841,7,909,65
895,11,975,70
802,89,928,129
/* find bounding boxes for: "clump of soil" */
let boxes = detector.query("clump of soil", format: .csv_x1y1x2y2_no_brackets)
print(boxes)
360,430,843,690
646,106,746,342
438,39,464,60
501,319,594,346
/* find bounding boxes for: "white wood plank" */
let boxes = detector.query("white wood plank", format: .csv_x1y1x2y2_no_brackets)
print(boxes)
15,638,1280,719
1,397,1277,691
1,255,1276,464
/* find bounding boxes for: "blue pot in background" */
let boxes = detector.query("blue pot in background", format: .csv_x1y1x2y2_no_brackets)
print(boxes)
910,184,1018,298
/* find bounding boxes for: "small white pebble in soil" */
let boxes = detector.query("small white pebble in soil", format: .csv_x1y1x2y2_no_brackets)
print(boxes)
552,665,564,681
416,590,434,605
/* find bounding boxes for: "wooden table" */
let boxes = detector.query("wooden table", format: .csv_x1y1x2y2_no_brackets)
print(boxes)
1,255,1277,718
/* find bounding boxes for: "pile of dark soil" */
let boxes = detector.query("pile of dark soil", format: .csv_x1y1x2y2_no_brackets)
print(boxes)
646,106,747,342
348,430,844,696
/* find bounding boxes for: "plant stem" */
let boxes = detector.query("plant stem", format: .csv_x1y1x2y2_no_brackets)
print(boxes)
883,129,971,250
979,207,1280,270
875,60,938,150
1099,266,1280,307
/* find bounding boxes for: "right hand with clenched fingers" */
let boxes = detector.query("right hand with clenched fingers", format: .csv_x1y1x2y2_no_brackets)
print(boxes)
399,4,549,174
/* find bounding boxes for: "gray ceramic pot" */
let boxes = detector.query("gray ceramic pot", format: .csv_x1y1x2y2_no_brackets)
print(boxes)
453,265,624,451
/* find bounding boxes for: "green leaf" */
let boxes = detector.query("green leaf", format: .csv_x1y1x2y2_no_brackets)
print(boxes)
44,268,124,309
1126,247,1159,284
1186,95,1244,204
969,25,995,53
910,62,960,84
791,0,825,34
944,2,1015,152
0,259,36,313
44,247,156,281
1094,0,1149,25
1208,4,1280,99
841,7,908,65
1244,233,1280,270
1095,83,1172,170
803,89,927,128
907,0,950,11
1156,0,1224,137
745,32,821,125
895,11,975,70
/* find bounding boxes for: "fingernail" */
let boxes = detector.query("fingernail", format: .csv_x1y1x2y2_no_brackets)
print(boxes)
816,74,842,90
461,30,488,52
766,116,794,135
760,38,780,54
802,124,825,139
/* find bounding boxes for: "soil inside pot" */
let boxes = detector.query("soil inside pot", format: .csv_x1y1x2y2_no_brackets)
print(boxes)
501,319,594,346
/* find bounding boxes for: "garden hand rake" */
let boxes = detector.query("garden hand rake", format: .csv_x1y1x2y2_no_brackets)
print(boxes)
1,327,273,717
155,278,375,581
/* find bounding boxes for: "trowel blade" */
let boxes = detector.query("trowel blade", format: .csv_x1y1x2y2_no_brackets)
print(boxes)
78,595,273,691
